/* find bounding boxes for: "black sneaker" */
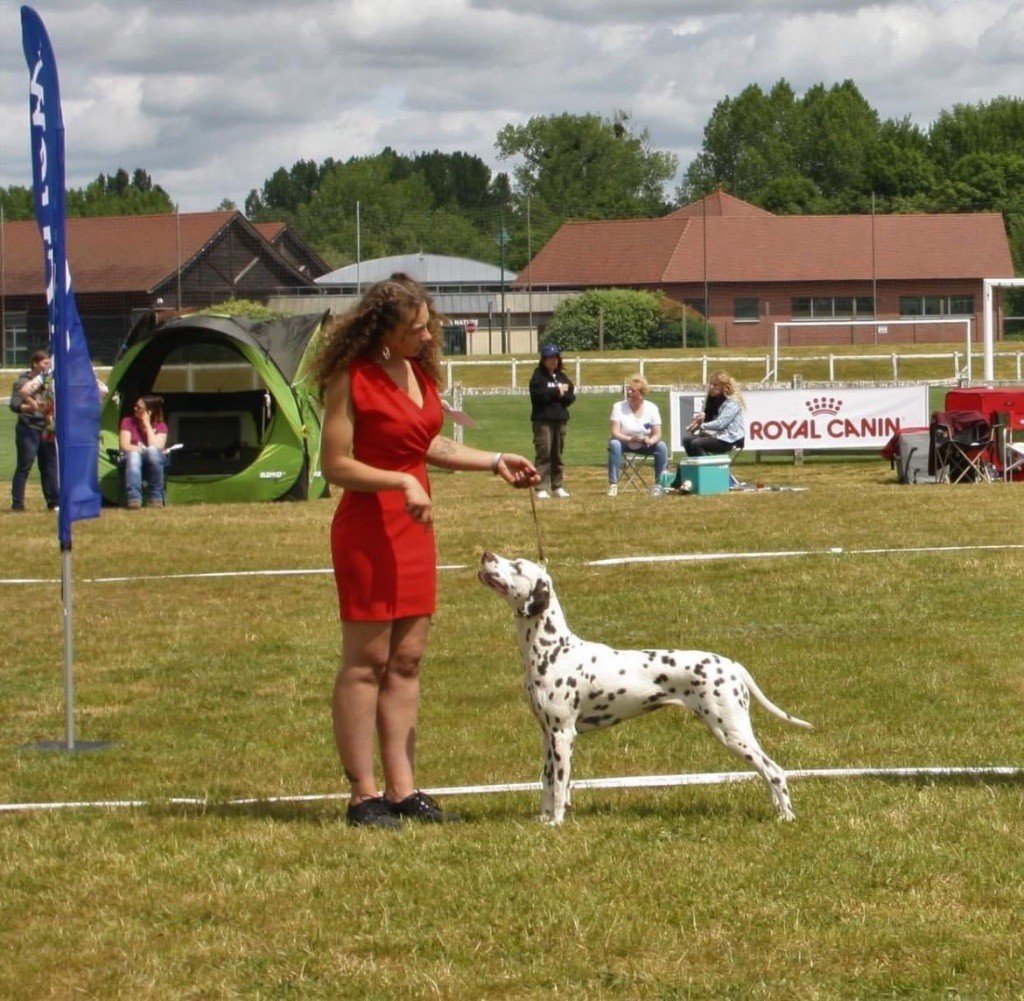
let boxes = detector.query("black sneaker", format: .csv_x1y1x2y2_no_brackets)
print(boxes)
386,790,459,823
346,795,401,829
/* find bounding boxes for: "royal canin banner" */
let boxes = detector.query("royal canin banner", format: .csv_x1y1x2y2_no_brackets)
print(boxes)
670,386,929,453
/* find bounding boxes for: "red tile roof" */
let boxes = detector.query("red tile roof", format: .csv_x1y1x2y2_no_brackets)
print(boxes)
1,211,307,295
254,222,286,241
664,189,773,219
516,194,1015,287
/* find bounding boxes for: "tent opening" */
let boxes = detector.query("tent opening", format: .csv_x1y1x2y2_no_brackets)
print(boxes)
148,340,274,476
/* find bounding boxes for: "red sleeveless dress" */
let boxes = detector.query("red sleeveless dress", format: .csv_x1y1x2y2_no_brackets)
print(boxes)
331,356,443,621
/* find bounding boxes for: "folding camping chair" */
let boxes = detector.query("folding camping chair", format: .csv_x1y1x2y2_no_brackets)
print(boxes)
619,449,653,494
930,410,996,484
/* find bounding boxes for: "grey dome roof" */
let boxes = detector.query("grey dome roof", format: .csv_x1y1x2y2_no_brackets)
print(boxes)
316,252,515,287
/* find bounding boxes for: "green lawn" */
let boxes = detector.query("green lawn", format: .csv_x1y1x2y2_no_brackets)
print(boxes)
2,362,1024,997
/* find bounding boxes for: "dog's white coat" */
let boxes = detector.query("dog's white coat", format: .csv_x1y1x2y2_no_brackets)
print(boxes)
479,552,812,824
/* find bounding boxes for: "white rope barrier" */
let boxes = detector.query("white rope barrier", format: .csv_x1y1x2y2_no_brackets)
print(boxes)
1,766,1020,815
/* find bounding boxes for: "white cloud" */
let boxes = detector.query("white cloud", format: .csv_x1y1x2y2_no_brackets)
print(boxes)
0,1,1021,210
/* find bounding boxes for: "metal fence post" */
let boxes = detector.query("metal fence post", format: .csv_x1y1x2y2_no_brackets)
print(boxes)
452,383,464,445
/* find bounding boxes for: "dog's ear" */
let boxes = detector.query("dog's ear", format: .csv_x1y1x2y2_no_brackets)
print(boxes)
522,577,551,617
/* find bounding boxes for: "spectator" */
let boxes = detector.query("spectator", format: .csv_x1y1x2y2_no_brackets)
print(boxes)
119,395,169,508
682,371,746,456
9,349,58,512
528,344,575,499
607,374,669,496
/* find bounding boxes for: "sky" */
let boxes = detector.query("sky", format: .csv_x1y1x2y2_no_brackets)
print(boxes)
1,0,1023,212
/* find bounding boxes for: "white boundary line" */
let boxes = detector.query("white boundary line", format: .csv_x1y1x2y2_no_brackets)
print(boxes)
3,543,1024,585
0,565,468,586
587,543,1024,567
1,766,1020,814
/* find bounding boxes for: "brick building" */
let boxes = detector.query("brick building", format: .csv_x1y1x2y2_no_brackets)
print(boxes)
515,191,1016,348
1,211,328,365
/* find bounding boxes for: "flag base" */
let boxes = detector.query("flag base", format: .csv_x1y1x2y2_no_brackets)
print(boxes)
26,740,112,753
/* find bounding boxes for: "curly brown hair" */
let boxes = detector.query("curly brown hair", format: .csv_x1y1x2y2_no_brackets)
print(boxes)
310,272,444,399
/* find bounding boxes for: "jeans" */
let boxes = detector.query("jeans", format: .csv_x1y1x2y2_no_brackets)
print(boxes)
532,420,567,491
608,439,668,483
12,422,59,509
124,446,166,503
682,433,741,457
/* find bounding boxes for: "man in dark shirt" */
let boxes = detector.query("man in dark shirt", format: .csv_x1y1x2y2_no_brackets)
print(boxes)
9,349,58,512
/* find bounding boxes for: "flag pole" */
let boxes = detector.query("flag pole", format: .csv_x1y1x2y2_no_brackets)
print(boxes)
22,5,108,754
62,547,75,749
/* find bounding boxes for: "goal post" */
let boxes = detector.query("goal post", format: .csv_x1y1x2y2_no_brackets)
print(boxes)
771,317,972,383
983,278,1024,383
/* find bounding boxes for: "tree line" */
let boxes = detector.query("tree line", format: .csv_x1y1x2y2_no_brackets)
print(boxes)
0,168,174,220
3,81,1023,273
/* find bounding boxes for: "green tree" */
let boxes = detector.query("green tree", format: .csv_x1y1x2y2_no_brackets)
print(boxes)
544,288,665,351
496,111,677,246
681,80,800,201
0,186,35,220
929,97,1024,169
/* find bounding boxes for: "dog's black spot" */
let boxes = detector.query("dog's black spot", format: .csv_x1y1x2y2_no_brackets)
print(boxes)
543,620,556,635
669,687,676,694
654,673,668,684
617,688,626,694
581,715,603,726
557,768,564,781
745,754,753,761
555,678,563,687
566,677,577,687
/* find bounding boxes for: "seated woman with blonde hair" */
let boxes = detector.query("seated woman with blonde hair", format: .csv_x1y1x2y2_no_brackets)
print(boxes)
607,374,669,496
682,371,745,456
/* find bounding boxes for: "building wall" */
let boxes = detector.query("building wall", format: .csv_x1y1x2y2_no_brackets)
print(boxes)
662,279,986,348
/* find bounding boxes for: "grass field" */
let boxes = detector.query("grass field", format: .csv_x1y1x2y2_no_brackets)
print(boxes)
2,377,1024,998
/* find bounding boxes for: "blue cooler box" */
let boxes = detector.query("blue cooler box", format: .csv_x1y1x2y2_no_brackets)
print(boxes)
678,454,731,495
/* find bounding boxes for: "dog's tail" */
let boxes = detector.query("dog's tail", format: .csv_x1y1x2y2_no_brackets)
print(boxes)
740,667,814,729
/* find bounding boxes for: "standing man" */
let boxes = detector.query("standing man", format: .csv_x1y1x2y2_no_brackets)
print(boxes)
9,349,59,512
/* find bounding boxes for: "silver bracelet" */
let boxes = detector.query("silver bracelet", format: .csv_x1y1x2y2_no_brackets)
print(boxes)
491,452,503,474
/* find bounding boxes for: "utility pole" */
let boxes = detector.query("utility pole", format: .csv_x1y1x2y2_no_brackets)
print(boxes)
497,205,508,355
526,195,533,348
356,200,362,295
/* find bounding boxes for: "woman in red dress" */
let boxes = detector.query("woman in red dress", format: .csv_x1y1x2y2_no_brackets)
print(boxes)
314,274,538,828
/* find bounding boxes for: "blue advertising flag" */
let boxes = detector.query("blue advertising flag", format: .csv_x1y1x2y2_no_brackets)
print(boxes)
21,6,101,549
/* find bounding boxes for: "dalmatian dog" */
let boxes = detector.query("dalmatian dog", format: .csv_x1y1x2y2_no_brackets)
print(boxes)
478,552,813,825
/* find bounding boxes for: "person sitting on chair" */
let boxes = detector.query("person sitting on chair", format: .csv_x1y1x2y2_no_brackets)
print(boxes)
682,371,746,457
608,374,669,496
119,395,168,509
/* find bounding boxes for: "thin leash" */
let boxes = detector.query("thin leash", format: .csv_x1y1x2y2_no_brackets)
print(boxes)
527,487,547,564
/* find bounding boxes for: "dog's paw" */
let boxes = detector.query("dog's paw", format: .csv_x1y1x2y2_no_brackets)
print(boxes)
777,809,796,822
538,813,564,826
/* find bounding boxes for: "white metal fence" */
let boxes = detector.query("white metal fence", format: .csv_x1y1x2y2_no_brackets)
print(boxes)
441,349,1024,391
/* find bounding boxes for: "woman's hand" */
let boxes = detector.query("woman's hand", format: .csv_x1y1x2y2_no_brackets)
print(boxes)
495,453,539,489
402,474,433,524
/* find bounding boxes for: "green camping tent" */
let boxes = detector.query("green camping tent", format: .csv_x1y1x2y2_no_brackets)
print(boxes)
98,311,330,505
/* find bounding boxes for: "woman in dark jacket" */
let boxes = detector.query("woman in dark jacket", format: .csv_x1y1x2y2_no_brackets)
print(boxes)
528,343,575,499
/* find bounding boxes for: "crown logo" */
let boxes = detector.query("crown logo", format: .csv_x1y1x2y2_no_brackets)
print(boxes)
805,396,842,416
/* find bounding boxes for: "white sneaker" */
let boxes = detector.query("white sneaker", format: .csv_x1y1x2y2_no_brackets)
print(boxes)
553,488,571,499
535,490,550,500
607,483,618,497
651,485,663,497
